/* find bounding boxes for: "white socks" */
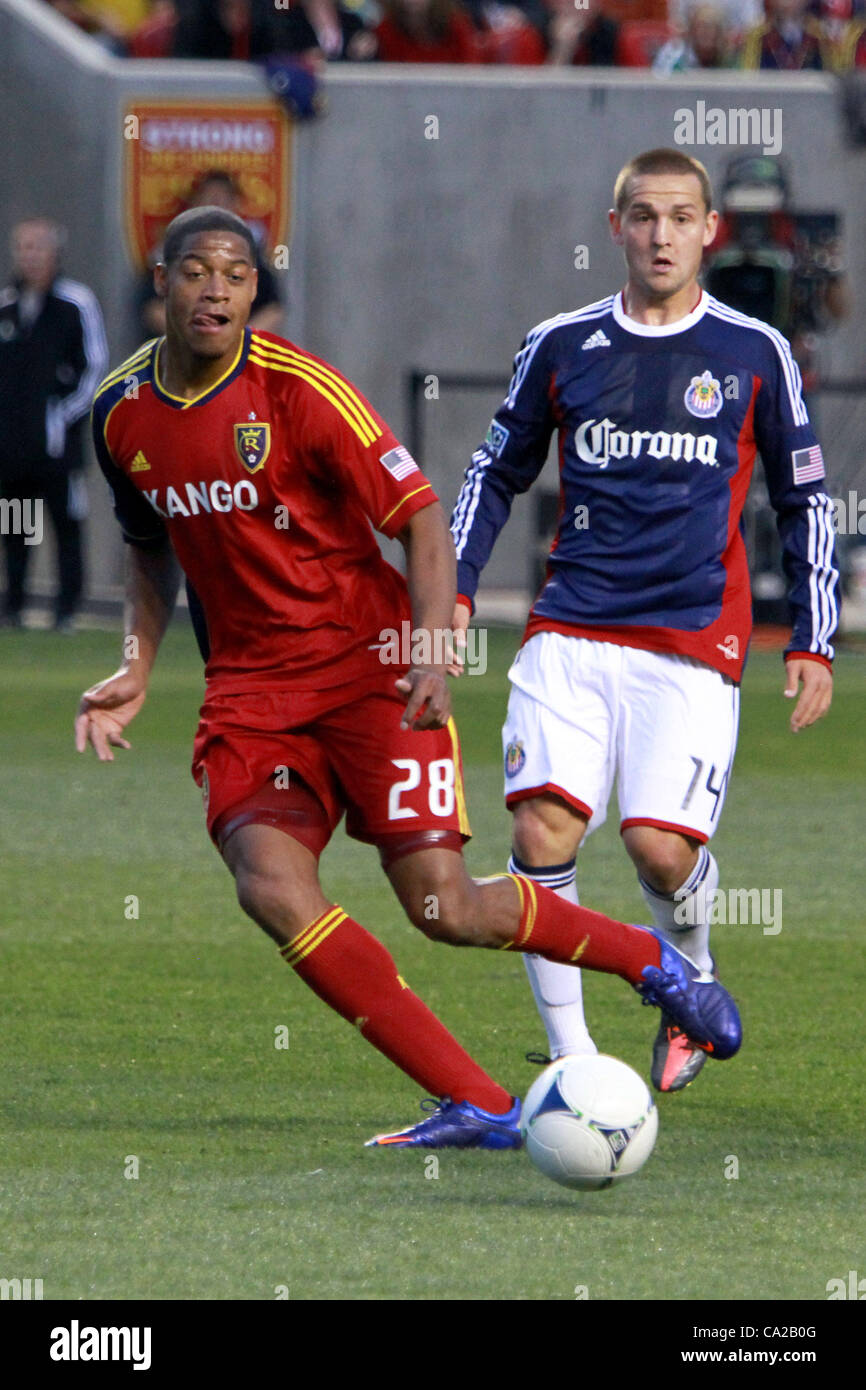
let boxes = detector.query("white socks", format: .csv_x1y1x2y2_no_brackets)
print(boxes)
638,844,718,974
509,844,720,1054
509,853,597,1059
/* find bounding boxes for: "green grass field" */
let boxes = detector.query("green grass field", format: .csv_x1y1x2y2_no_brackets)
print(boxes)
1,624,864,1301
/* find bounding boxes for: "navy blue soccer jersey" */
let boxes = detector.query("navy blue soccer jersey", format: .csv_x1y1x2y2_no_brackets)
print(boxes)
451,291,838,680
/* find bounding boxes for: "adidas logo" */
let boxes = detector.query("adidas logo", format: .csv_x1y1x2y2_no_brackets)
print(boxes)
130,450,150,472
581,330,611,351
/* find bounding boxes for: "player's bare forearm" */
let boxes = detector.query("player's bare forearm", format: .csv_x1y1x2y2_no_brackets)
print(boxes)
395,503,456,729
74,540,179,760
400,502,457,640
122,540,181,688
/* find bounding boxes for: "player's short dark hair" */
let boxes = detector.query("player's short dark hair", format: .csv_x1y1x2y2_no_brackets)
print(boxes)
161,208,257,266
614,150,714,215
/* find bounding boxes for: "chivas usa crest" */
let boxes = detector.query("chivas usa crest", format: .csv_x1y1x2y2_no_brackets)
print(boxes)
234,422,271,473
684,371,723,419
505,739,526,778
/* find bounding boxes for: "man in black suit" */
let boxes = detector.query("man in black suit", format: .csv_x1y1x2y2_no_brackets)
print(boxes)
0,219,107,631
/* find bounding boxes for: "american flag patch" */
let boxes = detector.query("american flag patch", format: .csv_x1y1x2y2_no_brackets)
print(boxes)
379,445,419,481
792,445,825,485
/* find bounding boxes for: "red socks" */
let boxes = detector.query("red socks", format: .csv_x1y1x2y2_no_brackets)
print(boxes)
278,885,658,1113
503,874,661,985
281,907,513,1115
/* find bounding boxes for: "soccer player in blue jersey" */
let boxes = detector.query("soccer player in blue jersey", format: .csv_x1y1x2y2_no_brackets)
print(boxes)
450,148,838,1093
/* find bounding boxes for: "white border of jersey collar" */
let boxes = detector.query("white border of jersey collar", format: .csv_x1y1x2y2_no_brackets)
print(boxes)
612,289,708,338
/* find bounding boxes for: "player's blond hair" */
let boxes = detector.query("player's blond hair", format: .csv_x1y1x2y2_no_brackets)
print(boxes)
614,150,714,216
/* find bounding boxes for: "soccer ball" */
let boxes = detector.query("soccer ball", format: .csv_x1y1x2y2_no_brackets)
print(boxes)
521,1054,658,1191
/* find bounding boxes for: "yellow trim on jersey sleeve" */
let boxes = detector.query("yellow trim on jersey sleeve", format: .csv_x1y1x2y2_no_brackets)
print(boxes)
101,394,129,444
250,335,382,445
378,483,434,532
446,717,471,837
93,341,156,402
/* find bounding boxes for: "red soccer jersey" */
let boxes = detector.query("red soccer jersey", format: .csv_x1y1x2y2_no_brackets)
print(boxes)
92,329,437,692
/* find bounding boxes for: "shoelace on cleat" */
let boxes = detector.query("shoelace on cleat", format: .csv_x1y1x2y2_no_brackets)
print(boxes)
418,1096,452,1117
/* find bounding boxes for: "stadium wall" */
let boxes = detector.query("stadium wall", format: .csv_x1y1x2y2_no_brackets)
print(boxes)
2,0,864,602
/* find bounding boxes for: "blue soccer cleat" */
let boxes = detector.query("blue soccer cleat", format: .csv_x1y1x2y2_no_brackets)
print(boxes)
365,1096,523,1149
636,930,742,1062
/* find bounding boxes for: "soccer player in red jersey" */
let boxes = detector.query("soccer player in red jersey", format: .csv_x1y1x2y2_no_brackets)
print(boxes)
77,207,741,1148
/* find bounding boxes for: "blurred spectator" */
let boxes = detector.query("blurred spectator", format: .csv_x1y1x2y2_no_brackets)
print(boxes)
601,0,668,18
135,171,284,338
463,1,547,63
0,220,108,632
839,10,866,62
375,0,483,62
705,154,851,394
541,0,645,64
816,0,854,46
268,0,377,63
653,3,733,69
171,0,274,59
128,1,179,57
821,0,866,61
739,0,834,67
668,0,761,42
42,0,128,51
77,0,150,31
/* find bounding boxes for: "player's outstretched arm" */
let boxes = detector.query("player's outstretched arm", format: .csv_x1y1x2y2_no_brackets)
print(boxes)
75,540,180,760
783,657,833,733
395,502,455,732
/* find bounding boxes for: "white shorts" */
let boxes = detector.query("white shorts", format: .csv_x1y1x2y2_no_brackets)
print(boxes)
502,633,740,843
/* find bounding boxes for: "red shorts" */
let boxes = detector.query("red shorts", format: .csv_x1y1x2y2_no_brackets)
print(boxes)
191,669,471,856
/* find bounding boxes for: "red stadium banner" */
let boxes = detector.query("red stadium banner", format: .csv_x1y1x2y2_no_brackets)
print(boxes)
123,99,292,270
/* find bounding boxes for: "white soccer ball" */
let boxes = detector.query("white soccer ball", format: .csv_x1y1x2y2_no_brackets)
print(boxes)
521,1054,658,1191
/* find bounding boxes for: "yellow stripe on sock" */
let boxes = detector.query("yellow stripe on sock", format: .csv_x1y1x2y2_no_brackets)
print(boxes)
280,906,343,961
290,910,347,965
499,873,537,950
499,874,526,950
280,907,346,967
570,934,590,963
278,910,338,959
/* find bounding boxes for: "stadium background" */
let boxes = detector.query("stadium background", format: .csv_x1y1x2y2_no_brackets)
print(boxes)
2,0,865,615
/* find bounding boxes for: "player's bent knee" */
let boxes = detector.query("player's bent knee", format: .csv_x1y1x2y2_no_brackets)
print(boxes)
624,827,700,893
403,882,482,946
512,796,585,865
235,867,326,941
